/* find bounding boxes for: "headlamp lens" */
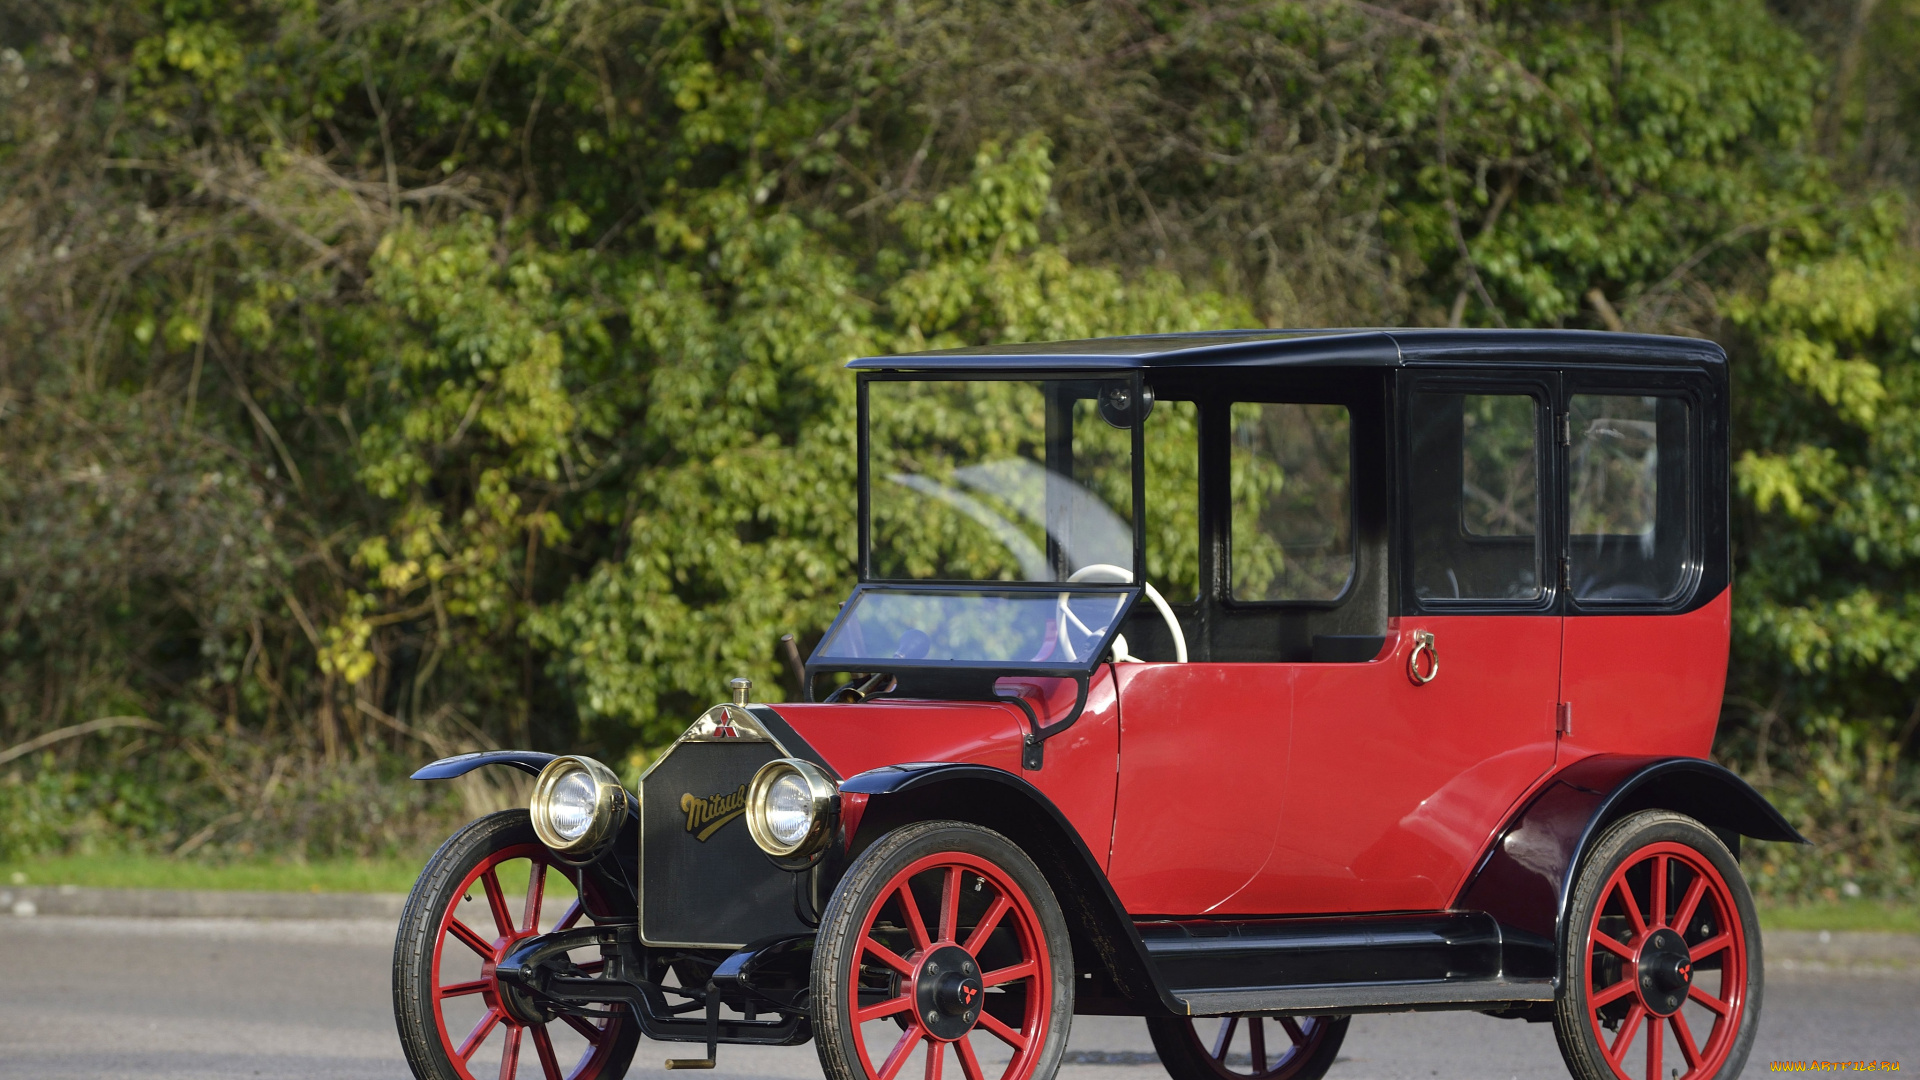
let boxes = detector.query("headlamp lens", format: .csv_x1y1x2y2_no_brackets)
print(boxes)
764,772,814,849
528,754,624,859
746,757,835,860
546,768,599,843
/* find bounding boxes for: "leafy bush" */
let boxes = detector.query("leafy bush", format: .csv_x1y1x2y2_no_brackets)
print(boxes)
0,0,1917,881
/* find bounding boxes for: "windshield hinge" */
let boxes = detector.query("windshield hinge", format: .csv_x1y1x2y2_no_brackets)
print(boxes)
1558,412,1572,446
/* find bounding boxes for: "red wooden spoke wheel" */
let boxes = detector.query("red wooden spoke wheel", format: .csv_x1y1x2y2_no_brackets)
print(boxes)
814,821,1074,1080
1553,811,1761,1080
395,810,639,1080
1145,1014,1348,1080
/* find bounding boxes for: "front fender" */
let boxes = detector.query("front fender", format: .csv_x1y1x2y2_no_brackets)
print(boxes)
411,750,557,780
836,762,1184,1016
1454,754,1807,978
412,750,640,918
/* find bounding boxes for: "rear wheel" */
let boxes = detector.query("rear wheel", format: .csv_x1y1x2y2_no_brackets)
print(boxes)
393,810,640,1080
1552,810,1761,1080
813,820,1075,1080
1146,1014,1347,1080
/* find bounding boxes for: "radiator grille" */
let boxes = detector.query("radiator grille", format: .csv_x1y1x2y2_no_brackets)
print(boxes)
639,741,813,947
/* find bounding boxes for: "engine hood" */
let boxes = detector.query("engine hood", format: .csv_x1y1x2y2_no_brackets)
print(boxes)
757,698,1030,779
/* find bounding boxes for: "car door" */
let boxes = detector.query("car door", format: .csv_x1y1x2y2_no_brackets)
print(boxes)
1106,661,1293,914
1243,373,1564,915
1103,395,1294,915
1556,370,1726,762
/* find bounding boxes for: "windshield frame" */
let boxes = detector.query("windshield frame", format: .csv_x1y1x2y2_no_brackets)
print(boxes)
856,369,1151,586
802,581,1141,720
810,581,1142,681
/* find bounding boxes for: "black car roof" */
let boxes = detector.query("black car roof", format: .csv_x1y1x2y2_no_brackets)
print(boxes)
846,328,1726,372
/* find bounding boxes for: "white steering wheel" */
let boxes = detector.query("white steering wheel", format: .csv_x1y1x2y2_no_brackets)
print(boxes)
1066,563,1188,664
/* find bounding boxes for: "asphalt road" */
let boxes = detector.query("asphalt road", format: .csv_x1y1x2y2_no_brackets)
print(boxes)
0,916,1912,1080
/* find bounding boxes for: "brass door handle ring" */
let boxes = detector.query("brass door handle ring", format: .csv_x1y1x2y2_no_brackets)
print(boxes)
1407,630,1439,685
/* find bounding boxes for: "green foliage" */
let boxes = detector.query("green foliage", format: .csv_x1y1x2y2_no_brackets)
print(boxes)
1382,0,1823,328
0,0,1917,891
531,143,1245,745
0,735,462,865
1,852,428,894
1719,199,1920,901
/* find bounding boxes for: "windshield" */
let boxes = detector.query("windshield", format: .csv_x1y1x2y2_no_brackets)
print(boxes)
814,585,1136,671
864,377,1140,583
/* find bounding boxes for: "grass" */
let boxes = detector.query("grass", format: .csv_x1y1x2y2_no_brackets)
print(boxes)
1757,899,1920,934
1,851,583,914
0,853,425,894
1,856,1913,935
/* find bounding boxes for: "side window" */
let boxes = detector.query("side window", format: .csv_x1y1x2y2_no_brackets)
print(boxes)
1230,402,1353,602
1409,391,1542,601
1569,393,1691,601
1144,399,1201,601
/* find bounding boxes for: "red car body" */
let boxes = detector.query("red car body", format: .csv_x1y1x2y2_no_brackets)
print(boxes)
403,329,1801,1080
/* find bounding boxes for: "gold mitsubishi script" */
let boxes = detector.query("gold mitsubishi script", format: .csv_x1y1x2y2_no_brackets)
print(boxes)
680,785,748,841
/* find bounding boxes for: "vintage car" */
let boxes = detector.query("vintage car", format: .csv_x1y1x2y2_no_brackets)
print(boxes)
392,329,1804,1080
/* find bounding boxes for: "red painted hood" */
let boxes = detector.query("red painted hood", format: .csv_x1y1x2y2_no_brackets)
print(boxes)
766,699,1030,778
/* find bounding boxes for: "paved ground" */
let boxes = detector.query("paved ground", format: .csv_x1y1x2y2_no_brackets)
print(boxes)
0,916,1912,1079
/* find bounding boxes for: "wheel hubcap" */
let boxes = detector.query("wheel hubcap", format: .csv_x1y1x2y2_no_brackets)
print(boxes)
1634,928,1692,1016
489,930,550,1025
915,945,986,1040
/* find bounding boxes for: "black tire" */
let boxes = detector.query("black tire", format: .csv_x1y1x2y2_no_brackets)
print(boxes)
813,820,1075,1080
1552,810,1761,1080
394,810,640,1080
1146,1015,1347,1080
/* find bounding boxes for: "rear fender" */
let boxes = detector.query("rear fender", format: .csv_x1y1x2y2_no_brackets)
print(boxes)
836,763,1182,1016
411,750,556,779
1454,754,1807,977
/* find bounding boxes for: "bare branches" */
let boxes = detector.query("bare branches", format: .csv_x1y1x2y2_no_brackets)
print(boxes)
1436,58,1505,328
0,716,161,767
213,341,307,497
1585,288,1624,332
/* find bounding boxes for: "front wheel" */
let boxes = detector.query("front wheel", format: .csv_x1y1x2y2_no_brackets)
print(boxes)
393,810,640,1080
1146,1014,1347,1080
1551,810,1761,1080
812,820,1075,1080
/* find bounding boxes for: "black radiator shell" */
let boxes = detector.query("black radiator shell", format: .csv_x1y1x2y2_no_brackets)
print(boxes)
640,741,814,947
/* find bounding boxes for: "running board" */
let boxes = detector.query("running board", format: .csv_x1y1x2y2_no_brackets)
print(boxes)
1178,977,1553,1016
1137,910,1556,1016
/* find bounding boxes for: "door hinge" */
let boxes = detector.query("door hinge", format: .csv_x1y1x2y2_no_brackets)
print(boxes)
1558,413,1572,446
1022,733,1045,771
1558,554,1570,591
1556,702,1574,736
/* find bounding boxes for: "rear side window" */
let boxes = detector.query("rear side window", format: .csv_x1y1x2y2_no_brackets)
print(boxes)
1408,391,1542,602
1230,402,1353,602
1569,393,1691,602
